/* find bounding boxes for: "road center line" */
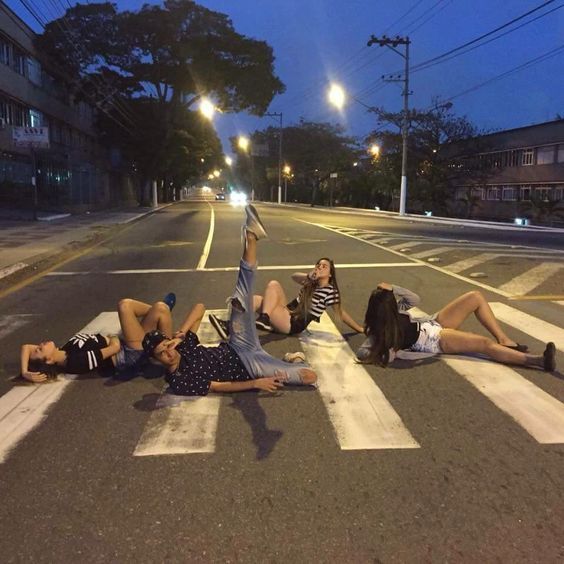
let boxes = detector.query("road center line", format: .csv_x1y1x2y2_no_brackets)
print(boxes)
196,202,215,270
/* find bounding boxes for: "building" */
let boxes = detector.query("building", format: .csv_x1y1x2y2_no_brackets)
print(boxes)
447,119,564,224
0,3,136,212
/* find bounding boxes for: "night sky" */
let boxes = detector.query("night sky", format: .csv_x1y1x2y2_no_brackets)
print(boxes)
7,0,564,155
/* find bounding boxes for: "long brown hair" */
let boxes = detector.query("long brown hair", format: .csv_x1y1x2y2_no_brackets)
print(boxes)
290,257,342,320
363,288,402,366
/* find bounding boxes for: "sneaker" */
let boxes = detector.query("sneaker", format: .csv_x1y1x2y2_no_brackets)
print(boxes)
245,204,268,240
544,342,556,372
256,313,273,331
163,292,176,311
283,351,306,363
209,314,229,340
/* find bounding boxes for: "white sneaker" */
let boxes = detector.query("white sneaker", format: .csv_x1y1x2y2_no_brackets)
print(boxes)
244,204,268,240
283,351,306,363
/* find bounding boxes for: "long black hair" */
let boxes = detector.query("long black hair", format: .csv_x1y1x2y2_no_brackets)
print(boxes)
27,359,62,379
363,288,402,367
290,257,342,320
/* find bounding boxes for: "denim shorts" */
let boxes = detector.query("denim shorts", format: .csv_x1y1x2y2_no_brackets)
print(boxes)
115,340,145,371
410,320,443,354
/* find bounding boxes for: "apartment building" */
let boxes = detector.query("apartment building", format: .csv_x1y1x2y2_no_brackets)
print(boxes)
0,3,135,211
446,119,564,223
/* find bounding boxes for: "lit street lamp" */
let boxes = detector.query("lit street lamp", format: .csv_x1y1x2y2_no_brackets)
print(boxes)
238,136,250,152
283,164,292,202
225,156,233,166
199,98,216,120
327,83,346,110
369,144,380,158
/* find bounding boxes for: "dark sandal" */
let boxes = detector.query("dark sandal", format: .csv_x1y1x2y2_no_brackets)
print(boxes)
544,342,556,372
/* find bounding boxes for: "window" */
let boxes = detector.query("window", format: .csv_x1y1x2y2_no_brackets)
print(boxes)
29,109,42,127
0,97,13,124
0,37,10,66
535,188,551,201
12,47,26,76
521,186,531,201
27,57,42,86
487,187,501,200
536,146,555,165
558,144,564,163
521,149,534,166
553,187,562,201
507,150,521,167
502,187,519,201
471,187,484,200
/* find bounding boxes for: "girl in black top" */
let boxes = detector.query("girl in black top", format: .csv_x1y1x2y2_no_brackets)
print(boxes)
357,283,556,372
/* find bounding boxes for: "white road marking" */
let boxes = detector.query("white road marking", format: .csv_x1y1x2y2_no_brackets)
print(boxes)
0,314,36,340
410,246,453,259
0,313,121,464
499,262,563,296
133,309,227,457
46,262,424,276
389,241,426,251
196,202,215,270
299,313,419,450
443,356,564,444
445,253,500,274
489,302,564,352
0,262,27,279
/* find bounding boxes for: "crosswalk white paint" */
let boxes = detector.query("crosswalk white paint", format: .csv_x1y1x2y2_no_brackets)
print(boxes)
499,262,563,296
299,313,420,450
0,314,36,340
443,356,564,444
0,312,121,464
133,309,227,457
410,246,454,259
0,262,28,280
489,302,564,352
388,241,426,251
445,253,500,274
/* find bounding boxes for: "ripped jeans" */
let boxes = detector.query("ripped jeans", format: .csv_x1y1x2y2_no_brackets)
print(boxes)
228,260,310,385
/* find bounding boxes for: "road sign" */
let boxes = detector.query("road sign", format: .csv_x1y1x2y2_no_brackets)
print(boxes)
12,126,50,149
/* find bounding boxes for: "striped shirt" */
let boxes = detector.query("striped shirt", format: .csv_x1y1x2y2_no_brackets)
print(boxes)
290,284,340,323
61,333,114,374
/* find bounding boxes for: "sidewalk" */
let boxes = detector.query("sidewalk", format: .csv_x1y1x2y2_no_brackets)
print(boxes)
0,204,169,289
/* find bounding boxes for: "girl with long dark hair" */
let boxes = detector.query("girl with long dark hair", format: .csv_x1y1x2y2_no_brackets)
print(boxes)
253,258,363,335
357,283,556,371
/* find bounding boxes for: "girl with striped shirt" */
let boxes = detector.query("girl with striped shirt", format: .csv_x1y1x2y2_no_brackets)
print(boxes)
254,257,363,335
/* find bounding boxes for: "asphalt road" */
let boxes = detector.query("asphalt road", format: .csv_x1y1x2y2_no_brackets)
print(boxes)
0,202,563,563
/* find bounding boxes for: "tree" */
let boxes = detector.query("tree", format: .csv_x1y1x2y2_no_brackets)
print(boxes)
366,103,479,213
36,1,284,200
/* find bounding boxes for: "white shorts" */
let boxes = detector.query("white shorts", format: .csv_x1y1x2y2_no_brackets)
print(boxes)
410,320,443,354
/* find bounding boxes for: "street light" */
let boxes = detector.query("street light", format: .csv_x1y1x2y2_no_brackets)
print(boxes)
327,83,346,110
199,98,216,120
238,136,250,152
283,164,292,202
213,169,220,178
225,156,233,166
369,144,381,158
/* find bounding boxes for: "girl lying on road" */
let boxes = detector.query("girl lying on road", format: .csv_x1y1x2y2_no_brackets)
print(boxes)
251,257,363,336
356,284,556,372
20,294,176,382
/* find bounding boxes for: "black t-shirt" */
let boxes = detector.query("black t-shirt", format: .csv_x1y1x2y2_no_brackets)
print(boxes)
166,331,251,396
61,333,114,374
398,313,420,349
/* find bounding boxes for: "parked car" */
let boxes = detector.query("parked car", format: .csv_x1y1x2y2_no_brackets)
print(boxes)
215,193,226,201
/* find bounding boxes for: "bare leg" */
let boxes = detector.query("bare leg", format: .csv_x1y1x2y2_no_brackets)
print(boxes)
439,328,543,367
243,229,257,266
253,295,263,312
118,299,172,350
436,291,517,346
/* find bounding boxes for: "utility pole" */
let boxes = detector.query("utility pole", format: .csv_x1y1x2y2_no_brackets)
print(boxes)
367,34,411,215
264,112,283,204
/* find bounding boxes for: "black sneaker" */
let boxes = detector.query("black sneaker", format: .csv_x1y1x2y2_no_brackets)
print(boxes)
256,313,273,331
163,292,176,311
209,314,229,340
245,204,268,240
544,342,556,372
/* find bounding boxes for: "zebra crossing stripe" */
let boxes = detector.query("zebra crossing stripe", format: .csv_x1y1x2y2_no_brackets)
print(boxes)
446,253,500,274
0,313,120,464
0,314,36,340
388,241,426,251
489,303,564,352
499,262,563,296
410,246,454,259
133,309,228,457
299,313,420,450
443,356,564,444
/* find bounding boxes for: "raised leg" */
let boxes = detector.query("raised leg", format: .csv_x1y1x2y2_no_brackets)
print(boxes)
118,298,172,350
436,291,517,346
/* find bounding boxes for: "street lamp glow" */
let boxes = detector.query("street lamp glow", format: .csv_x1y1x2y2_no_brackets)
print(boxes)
199,98,216,120
213,169,220,178
283,164,291,175
225,156,233,166
369,144,381,157
238,136,250,152
327,83,346,110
